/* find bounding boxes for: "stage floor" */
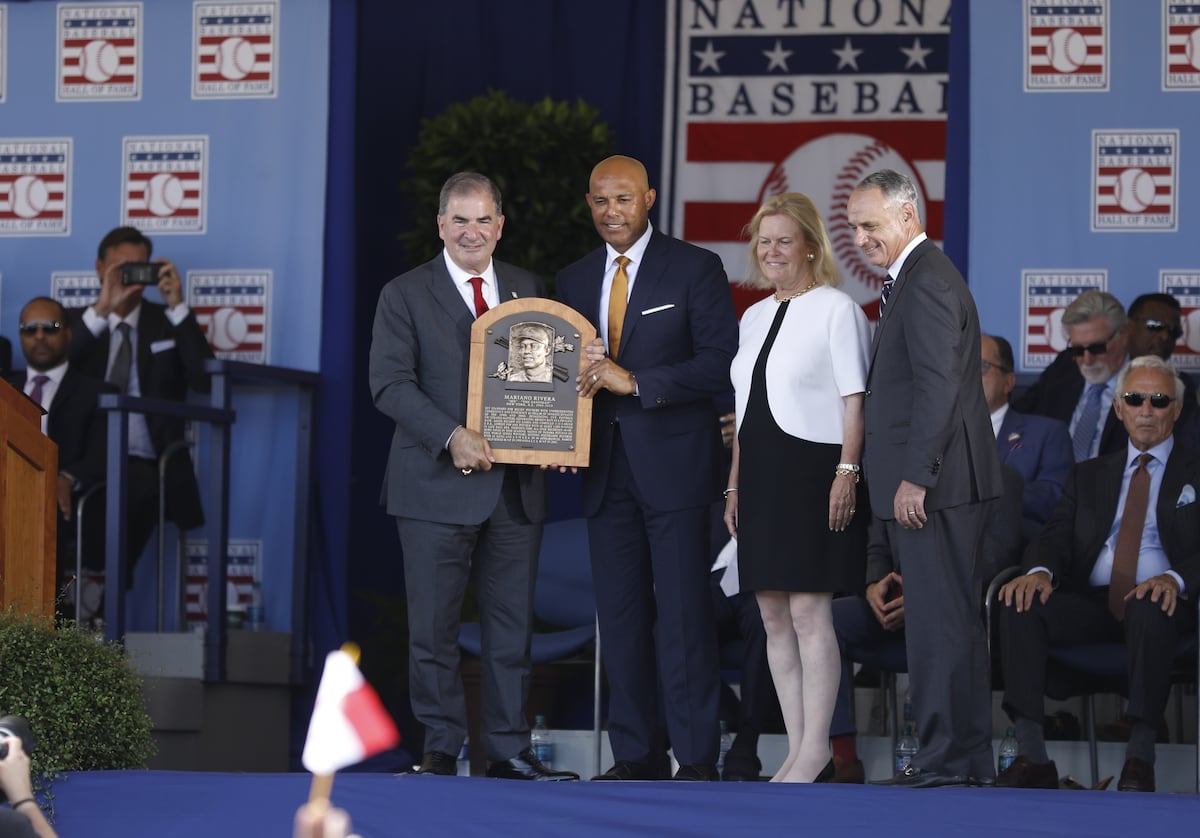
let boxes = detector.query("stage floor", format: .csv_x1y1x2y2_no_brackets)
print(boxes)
48,768,1200,838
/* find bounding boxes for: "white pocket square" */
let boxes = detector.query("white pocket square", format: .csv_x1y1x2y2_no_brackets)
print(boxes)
149,338,176,354
641,303,675,316
1177,484,1195,508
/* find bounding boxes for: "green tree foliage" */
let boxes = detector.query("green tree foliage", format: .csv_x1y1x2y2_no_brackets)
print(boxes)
400,90,616,287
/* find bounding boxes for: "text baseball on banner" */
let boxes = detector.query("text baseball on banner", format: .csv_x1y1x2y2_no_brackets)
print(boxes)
662,0,950,318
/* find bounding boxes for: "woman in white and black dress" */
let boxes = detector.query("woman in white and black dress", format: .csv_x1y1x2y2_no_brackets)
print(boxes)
724,192,870,783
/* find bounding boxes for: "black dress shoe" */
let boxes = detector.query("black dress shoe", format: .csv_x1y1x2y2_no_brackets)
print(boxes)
415,751,457,775
871,765,969,788
832,756,865,784
673,763,719,781
486,748,579,781
721,749,762,781
591,761,658,781
1117,757,1155,792
995,755,1058,789
813,758,835,783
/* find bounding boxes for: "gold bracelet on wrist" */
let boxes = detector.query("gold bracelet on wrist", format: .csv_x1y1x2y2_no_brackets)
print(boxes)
834,467,861,484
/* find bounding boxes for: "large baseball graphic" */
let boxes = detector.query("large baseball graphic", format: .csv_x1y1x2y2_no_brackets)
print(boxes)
1114,168,1156,213
216,37,256,80
1047,28,1088,73
1187,29,1200,72
759,134,925,315
11,175,50,219
81,38,121,83
210,307,249,351
144,173,185,217
1042,307,1068,353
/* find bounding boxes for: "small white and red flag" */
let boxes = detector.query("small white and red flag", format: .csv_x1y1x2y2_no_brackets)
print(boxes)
301,646,400,776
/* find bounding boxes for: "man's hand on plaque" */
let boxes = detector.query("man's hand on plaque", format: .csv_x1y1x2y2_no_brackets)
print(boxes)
450,426,495,474
578,339,636,398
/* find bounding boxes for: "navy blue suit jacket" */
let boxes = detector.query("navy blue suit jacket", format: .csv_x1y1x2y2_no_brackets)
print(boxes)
996,408,1072,544
556,230,738,515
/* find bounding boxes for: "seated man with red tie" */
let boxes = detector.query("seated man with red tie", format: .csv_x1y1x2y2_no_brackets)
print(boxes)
995,355,1200,793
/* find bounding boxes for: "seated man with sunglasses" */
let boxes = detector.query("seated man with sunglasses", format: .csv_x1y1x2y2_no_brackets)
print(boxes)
1127,293,1199,449
7,297,112,615
995,355,1199,793
1014,290,1130,462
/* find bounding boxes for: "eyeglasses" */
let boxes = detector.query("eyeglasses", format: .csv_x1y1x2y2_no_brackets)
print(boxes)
981,360,1011,375
1067,330,1119,357
18,321,62,335
1121,391,1175,409
1137,318,1183,341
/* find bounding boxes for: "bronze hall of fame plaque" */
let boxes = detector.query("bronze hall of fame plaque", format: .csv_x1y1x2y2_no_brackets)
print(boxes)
467,298,595,467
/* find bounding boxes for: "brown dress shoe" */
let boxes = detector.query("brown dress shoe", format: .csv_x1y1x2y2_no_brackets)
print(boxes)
1117,757,1155,792
995,755,1058,789
832,756,865,783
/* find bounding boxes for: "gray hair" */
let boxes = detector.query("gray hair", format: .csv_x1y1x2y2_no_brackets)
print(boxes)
855,169,920,212
438,172,503,216
1062,289,1126,331
1116,354,1185,402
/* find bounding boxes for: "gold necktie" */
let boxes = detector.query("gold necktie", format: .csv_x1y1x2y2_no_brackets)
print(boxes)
608,255,630,360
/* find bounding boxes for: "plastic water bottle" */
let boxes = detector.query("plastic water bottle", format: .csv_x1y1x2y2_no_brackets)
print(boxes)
457,737,470,776
531,715,553,768
895,724,918,773
998,726,1019,774
717,720,733,773
246,581,265,631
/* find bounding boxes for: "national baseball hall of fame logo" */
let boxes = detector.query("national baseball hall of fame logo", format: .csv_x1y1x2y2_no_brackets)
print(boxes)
51,272,101,309
185,539,260,629
193,2,279,99
1022,271,1106,370
57,3,141,102
1092,130,1178,232
1162,270,1200,370
1165,1,1200,90
122,136,208,233
0,139,72,236
188,270,271,362
1024,0,1108,92
662,0,949,319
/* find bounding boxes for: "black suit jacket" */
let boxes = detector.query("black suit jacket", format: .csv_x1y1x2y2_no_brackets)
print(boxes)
65,301,213,529
1012,349,1128,458
1028,443,1200,594
7,367,113,489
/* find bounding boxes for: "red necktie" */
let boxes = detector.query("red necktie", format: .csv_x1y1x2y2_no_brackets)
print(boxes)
468,277,489,319
1109,453,1151,620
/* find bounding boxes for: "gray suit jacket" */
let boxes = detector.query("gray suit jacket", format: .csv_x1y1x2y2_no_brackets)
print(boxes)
863,239,1002,518
369,255,546,525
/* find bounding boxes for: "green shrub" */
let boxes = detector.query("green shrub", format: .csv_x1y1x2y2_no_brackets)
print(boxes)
400,89,616,288
0,608,154,784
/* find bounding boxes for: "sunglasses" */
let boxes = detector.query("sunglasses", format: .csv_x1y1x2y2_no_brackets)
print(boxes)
1138,318,1183,341
18,320,62,335
1067,330,1119,357
1121,391,1175,409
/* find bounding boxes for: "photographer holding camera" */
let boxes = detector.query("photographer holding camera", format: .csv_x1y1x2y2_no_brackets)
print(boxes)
64,226,214,588
0,719,55,838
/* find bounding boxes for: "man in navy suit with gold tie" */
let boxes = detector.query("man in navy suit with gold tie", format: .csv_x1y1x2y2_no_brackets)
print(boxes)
557,156,738,780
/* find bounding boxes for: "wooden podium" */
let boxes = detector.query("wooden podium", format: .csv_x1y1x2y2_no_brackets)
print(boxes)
0,379,56,617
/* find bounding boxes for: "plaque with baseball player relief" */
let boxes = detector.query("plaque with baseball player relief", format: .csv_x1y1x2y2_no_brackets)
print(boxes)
466,298,594,467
